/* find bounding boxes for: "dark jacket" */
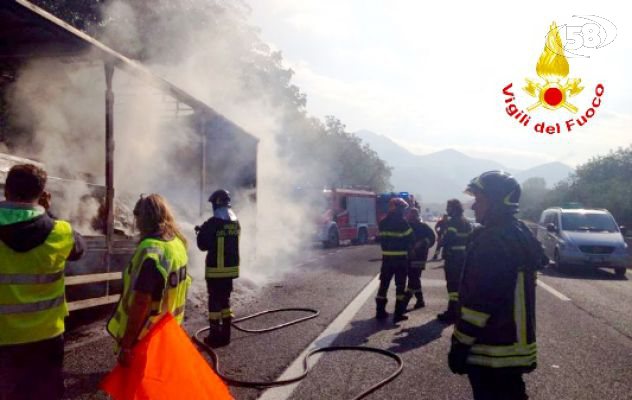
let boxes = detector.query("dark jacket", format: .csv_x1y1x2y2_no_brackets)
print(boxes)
377,212,413,259
453,214,548,373
409,220,436,262
196,217,240,278
0,205,85,259
442,216,472,261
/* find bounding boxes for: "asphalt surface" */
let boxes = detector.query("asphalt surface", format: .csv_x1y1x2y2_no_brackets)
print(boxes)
62,242,632,400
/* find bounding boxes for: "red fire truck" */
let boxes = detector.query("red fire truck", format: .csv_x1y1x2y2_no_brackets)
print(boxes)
316,188,378,248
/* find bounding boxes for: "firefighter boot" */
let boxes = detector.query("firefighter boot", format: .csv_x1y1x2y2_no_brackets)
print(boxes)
402,292,413,314
219,317,232,347
204,320,224,348
375,298,388,320
414,292,425,309
393,299,409,323
437,301,458,324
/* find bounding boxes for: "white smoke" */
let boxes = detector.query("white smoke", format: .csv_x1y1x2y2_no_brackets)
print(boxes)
4,0,321,300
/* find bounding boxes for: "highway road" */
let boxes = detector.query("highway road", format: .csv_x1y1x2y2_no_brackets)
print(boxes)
62,242,632,399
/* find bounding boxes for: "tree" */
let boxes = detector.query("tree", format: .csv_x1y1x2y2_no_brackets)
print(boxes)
537,146,632,228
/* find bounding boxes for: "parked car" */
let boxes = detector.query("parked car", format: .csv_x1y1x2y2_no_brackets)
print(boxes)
537,207,631,277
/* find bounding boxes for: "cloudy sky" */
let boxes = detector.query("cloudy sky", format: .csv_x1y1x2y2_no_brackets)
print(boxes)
249,1,631,170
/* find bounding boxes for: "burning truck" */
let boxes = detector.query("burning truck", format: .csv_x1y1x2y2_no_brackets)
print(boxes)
0,1,258,311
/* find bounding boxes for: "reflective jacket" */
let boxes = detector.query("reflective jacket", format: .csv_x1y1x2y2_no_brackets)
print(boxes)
378,212,413,259
0,202,84,345
452,215,547,372
442,216,472,260
197,217,241,278
107,237,190,344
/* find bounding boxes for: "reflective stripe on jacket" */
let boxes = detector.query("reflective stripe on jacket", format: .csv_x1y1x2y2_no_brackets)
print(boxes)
378,213,413,258
442,217,472,257
0,219,75,345
107,237,190,344
453,217,542,372
197,218,241,279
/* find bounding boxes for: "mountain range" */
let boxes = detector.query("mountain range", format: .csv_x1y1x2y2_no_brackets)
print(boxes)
356,130,573,203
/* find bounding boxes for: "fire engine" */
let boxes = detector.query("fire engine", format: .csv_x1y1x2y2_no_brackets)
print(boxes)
316,188,378,248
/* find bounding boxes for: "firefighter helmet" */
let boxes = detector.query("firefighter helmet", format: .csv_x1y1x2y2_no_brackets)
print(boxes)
446,199,464,217
388,197,409,213
209,189,231,208
407,207,421,222
465,171,521,212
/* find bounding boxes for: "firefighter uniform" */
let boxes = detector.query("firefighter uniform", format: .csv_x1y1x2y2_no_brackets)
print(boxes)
404,215,436,309
376,202,413,322
451,218,544,399
197,207,240,347
438,215,472,322
107,236,190,346
449,170,548,400
0,202,85,400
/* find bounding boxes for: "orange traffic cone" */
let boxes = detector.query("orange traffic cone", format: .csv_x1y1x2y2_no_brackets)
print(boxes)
101,313,233,400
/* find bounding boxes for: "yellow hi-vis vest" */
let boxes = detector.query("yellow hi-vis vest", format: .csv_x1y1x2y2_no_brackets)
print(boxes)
107,237,191,345
0,220,75,345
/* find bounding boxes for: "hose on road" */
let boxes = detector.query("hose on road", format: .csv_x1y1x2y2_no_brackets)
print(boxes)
193,308,404,400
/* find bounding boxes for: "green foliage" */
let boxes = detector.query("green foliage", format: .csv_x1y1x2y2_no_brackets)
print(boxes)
520,146,632,228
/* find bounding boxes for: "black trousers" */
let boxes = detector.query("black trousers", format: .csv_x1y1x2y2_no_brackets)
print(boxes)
377,258,408,300
206,278,234,321
0,335,64,400
468,369,528,400
444,253,465,299
406,262,424,298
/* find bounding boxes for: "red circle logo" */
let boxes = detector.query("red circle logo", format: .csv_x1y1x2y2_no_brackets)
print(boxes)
543,87,563,106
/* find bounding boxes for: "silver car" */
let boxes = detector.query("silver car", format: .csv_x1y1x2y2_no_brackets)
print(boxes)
537,207,631,277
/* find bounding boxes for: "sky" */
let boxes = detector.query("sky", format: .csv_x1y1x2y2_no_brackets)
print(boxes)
249,1,632,170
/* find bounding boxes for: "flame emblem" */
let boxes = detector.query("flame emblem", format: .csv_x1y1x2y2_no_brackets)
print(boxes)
524,22,584,112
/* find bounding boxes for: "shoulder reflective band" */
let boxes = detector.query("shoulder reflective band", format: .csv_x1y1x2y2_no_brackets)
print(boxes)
461,307,490,328
379,228,413,237
0,271,64,284
0,294,65,314
449,245,466,251
453,328,476,345
382,251,407,256
456,233,469,238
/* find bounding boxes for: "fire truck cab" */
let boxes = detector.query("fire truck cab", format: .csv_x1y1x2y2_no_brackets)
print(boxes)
317,188,378,248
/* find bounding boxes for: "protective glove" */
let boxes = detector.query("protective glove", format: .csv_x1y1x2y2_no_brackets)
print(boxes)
448,339,471,375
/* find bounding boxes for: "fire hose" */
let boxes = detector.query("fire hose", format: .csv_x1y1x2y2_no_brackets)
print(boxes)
193,308,404,400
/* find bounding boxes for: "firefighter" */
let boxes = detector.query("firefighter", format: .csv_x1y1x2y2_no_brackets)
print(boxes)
0,164,85,400
448,171,547,400
432,214,448,260
196,189,240,347
403,207,436,310
437,199,472,323
376,197,413,323
107,194,190,366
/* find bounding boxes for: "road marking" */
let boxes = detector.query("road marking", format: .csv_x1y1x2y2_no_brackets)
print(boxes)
257,274,381,400
537,279,571,301
421,278,447,287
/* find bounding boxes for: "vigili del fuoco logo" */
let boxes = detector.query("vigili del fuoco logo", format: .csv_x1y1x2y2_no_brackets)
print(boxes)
502,22,605,135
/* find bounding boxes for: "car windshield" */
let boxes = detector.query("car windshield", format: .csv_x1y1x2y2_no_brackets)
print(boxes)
560,212,618,232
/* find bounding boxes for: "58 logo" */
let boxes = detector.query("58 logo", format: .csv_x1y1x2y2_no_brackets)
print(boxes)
547,15,617,58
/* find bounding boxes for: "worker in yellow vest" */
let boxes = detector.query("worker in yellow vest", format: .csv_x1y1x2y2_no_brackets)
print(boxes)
0,164,85,400
107,194,191,366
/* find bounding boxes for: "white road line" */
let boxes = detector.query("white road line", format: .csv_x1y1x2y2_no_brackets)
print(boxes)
537,279,571,301
257,274,381,400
